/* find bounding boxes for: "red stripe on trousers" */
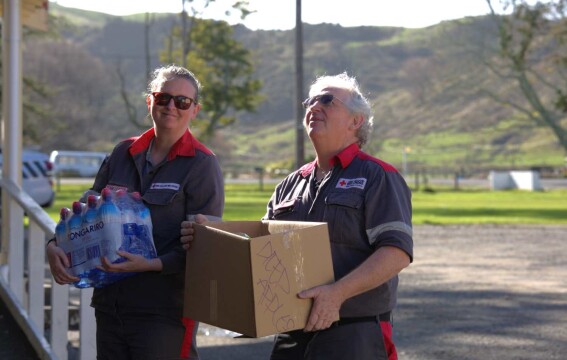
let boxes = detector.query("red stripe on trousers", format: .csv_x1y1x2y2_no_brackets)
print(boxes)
180,317,195,359
380,321,398,360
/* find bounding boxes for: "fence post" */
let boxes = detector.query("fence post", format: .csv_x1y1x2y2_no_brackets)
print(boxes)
254,167,264,191
454,172,460,190
414,171,419,190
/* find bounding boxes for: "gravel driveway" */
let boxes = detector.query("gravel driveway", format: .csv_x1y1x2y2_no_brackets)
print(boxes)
196,224,567,360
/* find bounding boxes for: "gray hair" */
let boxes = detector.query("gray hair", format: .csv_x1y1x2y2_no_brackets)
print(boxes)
147,64,202,103
308,72,374,146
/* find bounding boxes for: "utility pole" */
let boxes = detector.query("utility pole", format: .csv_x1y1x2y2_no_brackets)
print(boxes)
144,12,152,83
402,146,411,178
181,0,187,67
294,0,305,168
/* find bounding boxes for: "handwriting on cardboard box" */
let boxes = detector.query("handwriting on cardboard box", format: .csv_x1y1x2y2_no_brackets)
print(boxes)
256,240,297,333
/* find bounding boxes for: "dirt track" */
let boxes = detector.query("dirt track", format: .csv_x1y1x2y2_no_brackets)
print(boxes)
196,224,567,360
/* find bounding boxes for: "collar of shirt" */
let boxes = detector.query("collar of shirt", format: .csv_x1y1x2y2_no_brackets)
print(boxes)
145,137,155,163
127,128,214,160
299,143,360,178
143,138,167,175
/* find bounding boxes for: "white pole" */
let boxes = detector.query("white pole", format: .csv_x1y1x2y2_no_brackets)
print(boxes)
1,0,25,302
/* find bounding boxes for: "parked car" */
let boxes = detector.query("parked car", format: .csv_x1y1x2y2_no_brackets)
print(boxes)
49,150,107,178
0,149,55,207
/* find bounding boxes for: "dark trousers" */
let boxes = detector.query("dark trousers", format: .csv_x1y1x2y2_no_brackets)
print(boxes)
95,309,199,360
270,317,390,360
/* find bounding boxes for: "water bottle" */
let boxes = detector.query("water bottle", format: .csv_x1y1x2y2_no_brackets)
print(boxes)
66,201,87,274
84,194,99,223
87,188,123,288
73,195,101,289
115,189,137,253
55,207,71,245
97,187,122,263
130,191,156,258
68,201,84,229
55,207,72,271
74,195,103,288
131,192,152,233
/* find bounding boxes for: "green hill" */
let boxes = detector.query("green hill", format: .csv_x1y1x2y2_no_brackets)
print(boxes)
28,4,567,177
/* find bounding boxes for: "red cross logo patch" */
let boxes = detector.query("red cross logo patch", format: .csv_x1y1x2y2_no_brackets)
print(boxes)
336,177,367,190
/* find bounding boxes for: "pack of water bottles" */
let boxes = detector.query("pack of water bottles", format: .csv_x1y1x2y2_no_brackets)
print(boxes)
55,187,157,289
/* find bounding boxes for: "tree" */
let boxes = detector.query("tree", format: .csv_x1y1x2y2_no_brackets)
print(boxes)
0,19,60,146
0,44,50,131
485,0,567,153
1,14,120,150
116,12,155,129
118,1,261,137
23,39,117,150
163,17,262,139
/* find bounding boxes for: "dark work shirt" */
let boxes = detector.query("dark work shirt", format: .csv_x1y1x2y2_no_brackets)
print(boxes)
264,143,412,317
90,128,224,316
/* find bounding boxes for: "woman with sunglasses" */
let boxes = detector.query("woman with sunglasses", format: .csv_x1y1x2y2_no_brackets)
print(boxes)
264,72,413,359
47,64,224,360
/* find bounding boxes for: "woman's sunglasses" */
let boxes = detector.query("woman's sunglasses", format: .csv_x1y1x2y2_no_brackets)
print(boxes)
152,92,196,110
302,94,345,109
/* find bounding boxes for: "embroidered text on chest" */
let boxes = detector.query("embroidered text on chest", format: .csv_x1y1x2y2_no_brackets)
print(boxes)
336,177,367,190
150,182,180,191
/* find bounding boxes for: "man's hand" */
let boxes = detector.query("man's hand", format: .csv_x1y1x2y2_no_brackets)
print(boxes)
46,242,80,285
180,214,209,250
299,283,344,332
299,246,410,332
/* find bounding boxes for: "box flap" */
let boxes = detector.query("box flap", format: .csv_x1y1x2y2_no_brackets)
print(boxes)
264,220,328,234
202,221,269,238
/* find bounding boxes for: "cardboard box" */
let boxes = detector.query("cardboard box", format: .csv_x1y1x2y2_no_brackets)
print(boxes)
183,220,336,338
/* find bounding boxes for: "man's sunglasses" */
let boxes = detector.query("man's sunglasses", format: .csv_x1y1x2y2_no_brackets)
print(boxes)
152,92,196,110
302,94,345,109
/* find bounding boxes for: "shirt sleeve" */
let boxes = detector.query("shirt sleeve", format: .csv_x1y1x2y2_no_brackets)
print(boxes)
91,152,111,193
262,187,278,220
186,155,225,218
365,168,413,261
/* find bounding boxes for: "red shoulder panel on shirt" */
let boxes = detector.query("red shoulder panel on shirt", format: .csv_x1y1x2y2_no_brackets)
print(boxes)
299,161,317,178
357,152,399,173
192,138,214,156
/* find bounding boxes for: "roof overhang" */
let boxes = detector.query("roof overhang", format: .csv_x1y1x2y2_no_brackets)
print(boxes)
0,0,48,31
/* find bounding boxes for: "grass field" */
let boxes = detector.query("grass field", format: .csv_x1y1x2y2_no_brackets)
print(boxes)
46,182,567,225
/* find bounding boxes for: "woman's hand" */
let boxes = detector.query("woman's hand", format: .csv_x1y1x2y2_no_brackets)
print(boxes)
46,242,80,285
180,214,208,250
98,251,162,272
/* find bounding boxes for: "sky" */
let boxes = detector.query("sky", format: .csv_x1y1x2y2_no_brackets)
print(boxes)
49,0,507,30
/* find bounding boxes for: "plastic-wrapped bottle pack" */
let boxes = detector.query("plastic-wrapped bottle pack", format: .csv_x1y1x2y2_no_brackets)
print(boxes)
56,187,157,288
